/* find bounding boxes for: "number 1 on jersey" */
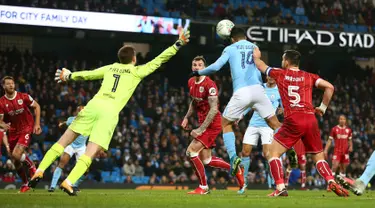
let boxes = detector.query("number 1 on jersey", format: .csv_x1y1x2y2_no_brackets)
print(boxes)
240,51,253,69
112,74,121,92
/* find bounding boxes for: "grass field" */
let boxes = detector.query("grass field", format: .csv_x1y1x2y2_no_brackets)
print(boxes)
0,189,373,208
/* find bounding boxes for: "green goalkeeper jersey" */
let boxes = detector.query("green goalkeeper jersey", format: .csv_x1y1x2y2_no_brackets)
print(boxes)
71,46,178,113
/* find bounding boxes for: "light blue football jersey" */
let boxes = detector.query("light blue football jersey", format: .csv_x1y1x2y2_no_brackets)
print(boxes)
198,40,262,92
66,116,88,149
249,84,282,127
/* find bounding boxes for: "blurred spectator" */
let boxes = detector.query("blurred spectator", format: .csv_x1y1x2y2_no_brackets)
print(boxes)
214,3,226,19
295,2,305,16
123,160,135,176
134,160,144,177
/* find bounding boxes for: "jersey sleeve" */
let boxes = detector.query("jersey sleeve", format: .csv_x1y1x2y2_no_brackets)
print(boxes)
267,68,283,80
22,93,34,106
198,47,230,76
205,80,219,97
348,129,353,140
135,46,178,79
71,65,110,81
66,117,75,126
329,127,335,140
311,73,322,87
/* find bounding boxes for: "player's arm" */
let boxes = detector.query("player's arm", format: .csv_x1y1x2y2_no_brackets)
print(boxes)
0,114,10,131
324,129,334,158
252,47,270,74
2,133,10,155
348,130,353,152
55,65,110,83
30,100,41,134
315,78,335,116
181,100,194,130
135,30,190,79
191,96,219,137
195,49,230,76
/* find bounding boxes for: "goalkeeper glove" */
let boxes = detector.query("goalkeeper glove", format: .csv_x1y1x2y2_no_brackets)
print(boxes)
174,29,190,49
55,68,72,83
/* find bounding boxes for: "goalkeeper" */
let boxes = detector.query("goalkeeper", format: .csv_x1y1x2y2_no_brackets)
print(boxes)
29,30,190,196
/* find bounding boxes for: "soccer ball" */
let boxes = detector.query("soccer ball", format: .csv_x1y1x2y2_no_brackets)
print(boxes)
216,19,235,39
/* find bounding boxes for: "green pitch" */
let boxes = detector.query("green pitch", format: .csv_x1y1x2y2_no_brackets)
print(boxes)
0,189,373,208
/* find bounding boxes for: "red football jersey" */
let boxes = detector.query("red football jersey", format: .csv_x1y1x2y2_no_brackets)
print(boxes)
0,92,35,137
267,68,321,118
329,125,352,154
188,76,221,128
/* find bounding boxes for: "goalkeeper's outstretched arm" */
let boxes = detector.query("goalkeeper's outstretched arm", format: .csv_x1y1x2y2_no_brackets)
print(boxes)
55,66,108,83
135,30,190,79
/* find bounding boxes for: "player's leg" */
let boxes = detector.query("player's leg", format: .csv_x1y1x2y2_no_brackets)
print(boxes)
61,141,101,195
29,129,80,188
337,150,375,195
285,164,292,187
241,126,258,186
222,87,254,176
49,152,71,192
61,111,118,195
11,133,36,176
72,145,87,189
299,156,307,189
331,156,340,178
303,116,348,197
186,139,208,194
339,154,349,177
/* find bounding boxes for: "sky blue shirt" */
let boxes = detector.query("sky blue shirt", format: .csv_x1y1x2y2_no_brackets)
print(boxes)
66,116,88,149
198,40,262,92
249,84,282,127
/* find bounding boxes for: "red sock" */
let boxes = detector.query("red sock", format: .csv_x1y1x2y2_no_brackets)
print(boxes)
301,170,306,188
22,155,35,170
206,156,230,170
16,167,28,184
190,156,207,186
316,160,334,182
285,169,292,185
269,158,284,185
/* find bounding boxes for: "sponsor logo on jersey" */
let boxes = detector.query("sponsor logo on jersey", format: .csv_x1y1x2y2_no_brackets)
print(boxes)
209,87,216,96
191,96,203,101
18,99,23,105
345,129,349,133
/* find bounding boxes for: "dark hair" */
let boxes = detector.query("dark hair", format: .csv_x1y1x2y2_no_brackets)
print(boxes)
230,27,246,40
118,45,136,64
192,55,207,66
283,50,301,66
1,76,14,85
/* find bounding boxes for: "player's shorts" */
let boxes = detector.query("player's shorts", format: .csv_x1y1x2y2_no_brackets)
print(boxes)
332,153,350,164
195,127,221,149
274,113,323,154
64,145,86,162
243,126,273,145
8,132,32,152
223,85,275,121
69,99,118,150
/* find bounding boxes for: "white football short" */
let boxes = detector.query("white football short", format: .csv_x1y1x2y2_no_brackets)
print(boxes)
243,126,274,145
223,85,275,121
64,145,86,162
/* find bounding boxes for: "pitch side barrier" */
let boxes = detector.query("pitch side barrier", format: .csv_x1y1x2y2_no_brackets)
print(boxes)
0,182,372,191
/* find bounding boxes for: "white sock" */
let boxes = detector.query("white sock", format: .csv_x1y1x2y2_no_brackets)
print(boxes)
199,185,208,190
276,183,286,191
339,172,346,177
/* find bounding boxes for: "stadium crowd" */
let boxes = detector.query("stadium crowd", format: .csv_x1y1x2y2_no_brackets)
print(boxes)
2,0,375,32
0,46,374,188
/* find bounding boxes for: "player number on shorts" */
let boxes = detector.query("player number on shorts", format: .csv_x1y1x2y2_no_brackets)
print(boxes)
112,74,121,92
288,86,303,107
240,51,253,69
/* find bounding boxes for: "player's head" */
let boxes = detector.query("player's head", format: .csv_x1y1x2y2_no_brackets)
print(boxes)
339,114,347,126
118,45,136,65
266,76,276,85
230,27,246,43
282,50,301,68
191,56,206,72
1,76,15,94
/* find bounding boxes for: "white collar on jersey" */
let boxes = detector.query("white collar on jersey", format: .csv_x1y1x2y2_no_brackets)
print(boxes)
289,67,300,71
337,125,347,129
5,91,17,100
195,76,206,84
